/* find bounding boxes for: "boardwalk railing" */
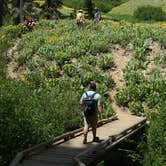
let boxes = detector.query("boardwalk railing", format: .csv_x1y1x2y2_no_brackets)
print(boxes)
10,115,118,166
74,118,146,166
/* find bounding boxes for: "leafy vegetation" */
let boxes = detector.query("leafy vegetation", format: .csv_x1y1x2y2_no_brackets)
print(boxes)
107,0,166,22
63,0,128,12
0,17,166,166
134,5,166,21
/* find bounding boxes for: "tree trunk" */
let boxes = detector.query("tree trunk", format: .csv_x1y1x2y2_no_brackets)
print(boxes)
0,15,3,27
20,0,24,22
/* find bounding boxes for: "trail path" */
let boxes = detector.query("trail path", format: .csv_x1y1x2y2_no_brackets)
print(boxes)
7,41,28,80
110,45,132,116
14,47,146,165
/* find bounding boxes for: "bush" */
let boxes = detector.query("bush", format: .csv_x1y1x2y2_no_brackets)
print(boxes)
97,54,114,70
134,6,166,21
143,100,166,166
0,77,82,165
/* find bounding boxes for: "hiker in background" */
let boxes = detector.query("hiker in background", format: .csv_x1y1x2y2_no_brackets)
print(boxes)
76,10,85,26
93,8,101,24
26,17,36,31
80,81,103,144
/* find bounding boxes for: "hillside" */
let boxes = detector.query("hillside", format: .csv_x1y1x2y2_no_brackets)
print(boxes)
63,0,128,12
108,0,166,21
0,20,166,165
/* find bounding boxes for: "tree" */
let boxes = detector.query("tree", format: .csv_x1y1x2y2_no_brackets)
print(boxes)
84,0,94,18
10,0,24,24
44,0,62,19
0,0,8,26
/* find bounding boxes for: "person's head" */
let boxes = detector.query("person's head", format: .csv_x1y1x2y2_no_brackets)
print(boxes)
27,17,32,22
78,9,83,13
95,8,99,12
89,81,96,91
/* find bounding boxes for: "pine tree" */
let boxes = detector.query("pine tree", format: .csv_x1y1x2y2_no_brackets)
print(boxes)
0,0,8,26
44,0,62,19
84,0,94,18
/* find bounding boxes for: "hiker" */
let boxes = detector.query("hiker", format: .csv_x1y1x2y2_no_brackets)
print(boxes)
76,10,85,26
80,81,103,144
93,8,101,24
26,17,36,30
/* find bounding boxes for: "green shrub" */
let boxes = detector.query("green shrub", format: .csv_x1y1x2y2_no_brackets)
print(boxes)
0,77,82,165
44,65,61,78
37,44,55,60
143,100,166,166
0,24,27,39
103,73,115,88
54,53,70,68
124,71,145,86
154,52,166,68
134,6,166,21
98,54,114,70
63,64,80,77
115,89,130,107
129,101,144,115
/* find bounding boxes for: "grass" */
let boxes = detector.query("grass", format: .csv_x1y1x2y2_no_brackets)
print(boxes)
58,5,74,17
107,0,166,21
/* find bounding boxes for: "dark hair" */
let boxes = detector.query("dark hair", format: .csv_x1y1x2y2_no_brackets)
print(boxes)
89,81,96,91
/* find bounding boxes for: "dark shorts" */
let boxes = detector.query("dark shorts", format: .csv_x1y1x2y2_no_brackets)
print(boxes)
84,114,98,128
77,20,84,26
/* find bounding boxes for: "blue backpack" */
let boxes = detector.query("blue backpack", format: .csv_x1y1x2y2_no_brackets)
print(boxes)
82,92,97,116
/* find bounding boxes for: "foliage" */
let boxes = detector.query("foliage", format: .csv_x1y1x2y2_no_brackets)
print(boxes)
44,0,62,19
0,78,82,165
97,54,114,70
1,19,166,166
107,0,166,22
0,0,8,26
154,52,166,68
134,5,166,21
63,0,128,12
143,100,166,166
84,0,94,18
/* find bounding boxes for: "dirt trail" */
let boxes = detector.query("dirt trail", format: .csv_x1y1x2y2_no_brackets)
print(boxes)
110,42,165,117
110,46,132,116
7,41,28,80
144,42,166,77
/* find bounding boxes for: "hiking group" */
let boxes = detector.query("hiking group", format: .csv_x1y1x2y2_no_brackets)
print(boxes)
80,82,103,144
25,8,100,30
76,8,101,26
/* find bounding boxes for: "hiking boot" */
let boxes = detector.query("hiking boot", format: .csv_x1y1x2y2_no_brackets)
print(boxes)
93,137,100,142
83,138,87,144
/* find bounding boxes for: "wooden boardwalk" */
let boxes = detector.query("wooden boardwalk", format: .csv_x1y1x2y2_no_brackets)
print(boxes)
10,112,146,166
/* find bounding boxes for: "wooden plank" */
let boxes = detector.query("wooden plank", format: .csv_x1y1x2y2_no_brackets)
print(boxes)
10,115,118,166
19,159,72,166
74,119,146,166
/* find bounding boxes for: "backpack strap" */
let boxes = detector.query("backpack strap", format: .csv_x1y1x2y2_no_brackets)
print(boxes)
85,92,89,98
91,92,96,99
85,92,97,99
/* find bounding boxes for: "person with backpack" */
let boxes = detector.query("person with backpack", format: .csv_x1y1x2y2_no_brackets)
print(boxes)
80,81,103,144
76,10,85,26
93,8,101,24
26,17,36,31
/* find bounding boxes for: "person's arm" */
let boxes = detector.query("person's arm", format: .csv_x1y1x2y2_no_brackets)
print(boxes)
80,93,85,107
97,94,103,119
98,103,102,113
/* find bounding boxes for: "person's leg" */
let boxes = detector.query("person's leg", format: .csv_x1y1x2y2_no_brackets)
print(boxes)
83,116,89,144
92,125,97,139
90,115,98,141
